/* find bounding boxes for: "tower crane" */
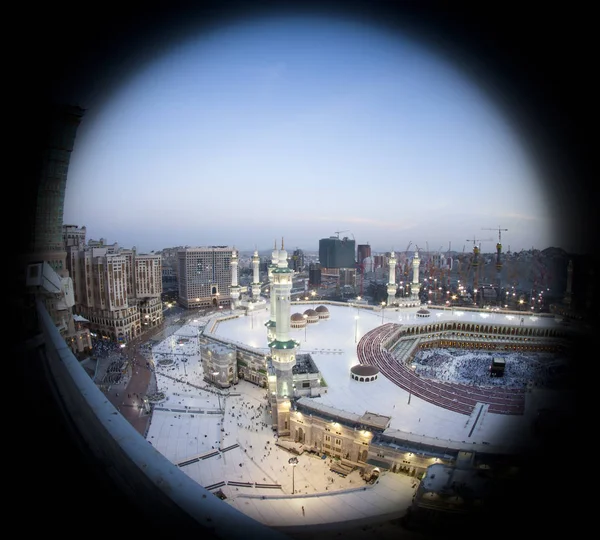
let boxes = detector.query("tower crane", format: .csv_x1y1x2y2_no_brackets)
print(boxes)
482,226,508,244
334,230,349,238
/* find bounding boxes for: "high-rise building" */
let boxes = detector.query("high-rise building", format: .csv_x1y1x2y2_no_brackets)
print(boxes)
291,248,305,272
177,246,234,309
21,105,91,355
308,262,322,287
319,236,355,268
66,244,163,341
28,105,85,276
357,244,371,268
63,224,87,250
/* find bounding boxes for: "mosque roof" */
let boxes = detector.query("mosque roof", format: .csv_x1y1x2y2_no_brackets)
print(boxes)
350,364,379,376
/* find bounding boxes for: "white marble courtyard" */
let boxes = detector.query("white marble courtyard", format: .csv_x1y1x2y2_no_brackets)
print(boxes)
145,303,565,528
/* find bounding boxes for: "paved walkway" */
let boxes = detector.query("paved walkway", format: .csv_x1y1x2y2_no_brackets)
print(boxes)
104,322,168,435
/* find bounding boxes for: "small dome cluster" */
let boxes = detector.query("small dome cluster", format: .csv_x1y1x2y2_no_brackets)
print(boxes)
303,308,320,324
315,305,330,319
290,312,307,328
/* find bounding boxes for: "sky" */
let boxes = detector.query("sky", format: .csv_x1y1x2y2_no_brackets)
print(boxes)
63,15,554,255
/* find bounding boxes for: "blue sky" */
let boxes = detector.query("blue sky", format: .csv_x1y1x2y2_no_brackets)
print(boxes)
64,15,553,254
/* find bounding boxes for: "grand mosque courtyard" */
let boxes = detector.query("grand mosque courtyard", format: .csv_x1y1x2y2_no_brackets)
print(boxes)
144,302,567,532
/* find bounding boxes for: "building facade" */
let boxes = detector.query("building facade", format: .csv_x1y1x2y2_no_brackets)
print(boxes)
63,224,87,250
177,246,234,309
319,236,356,268
291,248,305,272
201,342,237,388
67,244,163,342
21,105,92,356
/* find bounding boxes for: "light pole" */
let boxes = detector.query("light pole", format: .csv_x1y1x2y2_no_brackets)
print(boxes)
289,456,299,494
249,304,254,329
354,315,359,343
381,301,386,324
303,314,308,342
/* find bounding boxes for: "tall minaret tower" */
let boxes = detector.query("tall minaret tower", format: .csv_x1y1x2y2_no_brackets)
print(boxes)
265,240,279,341
251,247,261,299
494,241,503,305
387,250,397,306
230,248,240,309
268,237,298,435
410,249,421,301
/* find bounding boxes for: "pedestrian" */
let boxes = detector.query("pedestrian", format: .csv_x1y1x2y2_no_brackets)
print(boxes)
302,506,305,516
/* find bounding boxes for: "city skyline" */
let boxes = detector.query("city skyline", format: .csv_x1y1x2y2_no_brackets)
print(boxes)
63,15,557,255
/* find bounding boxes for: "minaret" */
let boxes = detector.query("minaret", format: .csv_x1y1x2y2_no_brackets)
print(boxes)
387,250,397,306
229,248,241,309
268,237,298,435
411,250,421,301
495,241,503,305
251,247,261,299
472,244,480,300
265,239,279,341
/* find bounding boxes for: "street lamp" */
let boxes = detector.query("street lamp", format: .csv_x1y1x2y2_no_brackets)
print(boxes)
381,301,386,324
354,315,359,343
288,456,299,494
303,314,308,341
249,304,254,329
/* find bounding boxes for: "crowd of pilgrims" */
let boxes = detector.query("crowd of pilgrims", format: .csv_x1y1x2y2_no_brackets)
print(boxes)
91,336,124,358
410,348,566,388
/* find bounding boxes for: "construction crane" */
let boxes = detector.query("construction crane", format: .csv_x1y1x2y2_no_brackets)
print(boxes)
482,226,508,244
334,230,349,238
